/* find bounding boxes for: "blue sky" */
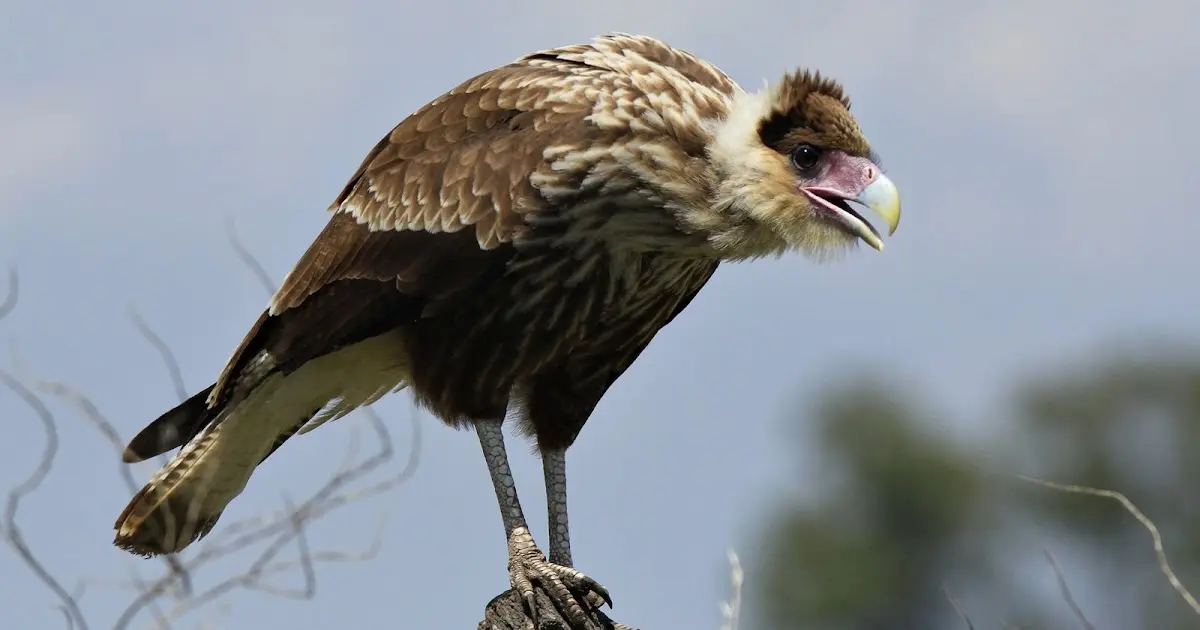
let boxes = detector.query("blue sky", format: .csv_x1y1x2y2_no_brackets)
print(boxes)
2,1,1198,628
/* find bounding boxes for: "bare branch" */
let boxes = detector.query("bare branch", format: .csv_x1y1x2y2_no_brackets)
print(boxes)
111,387,419,628
224,217,277,295
1018,474,1200,617
69,581,87,607
2,221,433,630
0,369,89,630
942,584,976,630
0,265,17,322
126,305,188,404
253,519,385,578
108,220,426,628
240,497,318,601
1042,549,1094,630
147,488,346,624
127,570,172,630
8,346,193,597
10,351,138,494
54,606,75,630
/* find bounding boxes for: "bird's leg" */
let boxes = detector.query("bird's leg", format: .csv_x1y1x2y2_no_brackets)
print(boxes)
476,421,611,627
543,448,611,612
542,448,573,566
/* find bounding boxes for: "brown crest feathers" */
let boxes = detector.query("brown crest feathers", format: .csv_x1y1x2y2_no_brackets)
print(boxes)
756,69,872,159
771,69,852,112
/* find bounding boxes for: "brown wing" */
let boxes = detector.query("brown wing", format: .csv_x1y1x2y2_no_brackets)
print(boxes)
122,50,623,462
205,57,608,411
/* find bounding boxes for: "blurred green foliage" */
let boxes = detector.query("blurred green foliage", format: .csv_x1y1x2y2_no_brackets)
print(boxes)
751,344,1200,630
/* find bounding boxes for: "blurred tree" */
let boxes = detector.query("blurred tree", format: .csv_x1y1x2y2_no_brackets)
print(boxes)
750,345,1200,630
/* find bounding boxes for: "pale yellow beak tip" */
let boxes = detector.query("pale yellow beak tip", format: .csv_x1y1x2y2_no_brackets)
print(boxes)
857,173,901,245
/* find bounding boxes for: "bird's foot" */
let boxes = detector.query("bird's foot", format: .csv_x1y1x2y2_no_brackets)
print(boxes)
507,526,612,629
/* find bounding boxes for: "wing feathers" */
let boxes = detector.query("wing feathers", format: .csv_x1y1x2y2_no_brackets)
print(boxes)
151,49,624,442
208,63,608,410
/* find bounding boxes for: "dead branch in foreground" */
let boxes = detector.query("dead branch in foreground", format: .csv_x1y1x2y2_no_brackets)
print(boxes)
1017,474,1200,617
0,227,424,629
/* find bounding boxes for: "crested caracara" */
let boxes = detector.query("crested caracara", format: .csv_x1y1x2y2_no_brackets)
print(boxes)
114,33,902,626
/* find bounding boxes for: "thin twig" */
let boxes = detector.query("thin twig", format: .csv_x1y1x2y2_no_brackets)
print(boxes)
113,400,419,628
224,217,277,295
0,369,89,630
112,223,423,627
128,569,173,630
156,492,329,622
1043,549,1094,630
6,224,422,629
255,519,385,577
69,581,86,607
240,497,318,601
60,607,75,630
0,265,17,322
127,305,188,403
1018,474,1200,616
7,345,193,597
942,584,976,630
9,347,137,493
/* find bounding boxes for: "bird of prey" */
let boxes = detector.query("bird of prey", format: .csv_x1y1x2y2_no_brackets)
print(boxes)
113,33,901,625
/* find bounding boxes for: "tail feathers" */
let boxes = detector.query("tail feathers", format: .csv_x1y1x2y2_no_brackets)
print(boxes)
112,473,225,557
114,418,239,556
114,329,411,557
114,405,318,557
122,384,216,463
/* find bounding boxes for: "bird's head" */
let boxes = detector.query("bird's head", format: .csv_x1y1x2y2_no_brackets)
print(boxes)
700,69,901,260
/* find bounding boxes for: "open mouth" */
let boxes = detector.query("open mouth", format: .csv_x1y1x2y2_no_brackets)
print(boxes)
801,187,883,247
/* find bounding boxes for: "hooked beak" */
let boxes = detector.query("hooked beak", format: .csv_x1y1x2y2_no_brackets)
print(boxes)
801,171,902,251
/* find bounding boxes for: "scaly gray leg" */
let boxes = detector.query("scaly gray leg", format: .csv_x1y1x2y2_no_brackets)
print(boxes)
542,448,572,566
543,448,611,611
476,422,611,627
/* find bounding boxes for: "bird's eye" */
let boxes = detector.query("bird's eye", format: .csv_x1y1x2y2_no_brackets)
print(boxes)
791,144,821,171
